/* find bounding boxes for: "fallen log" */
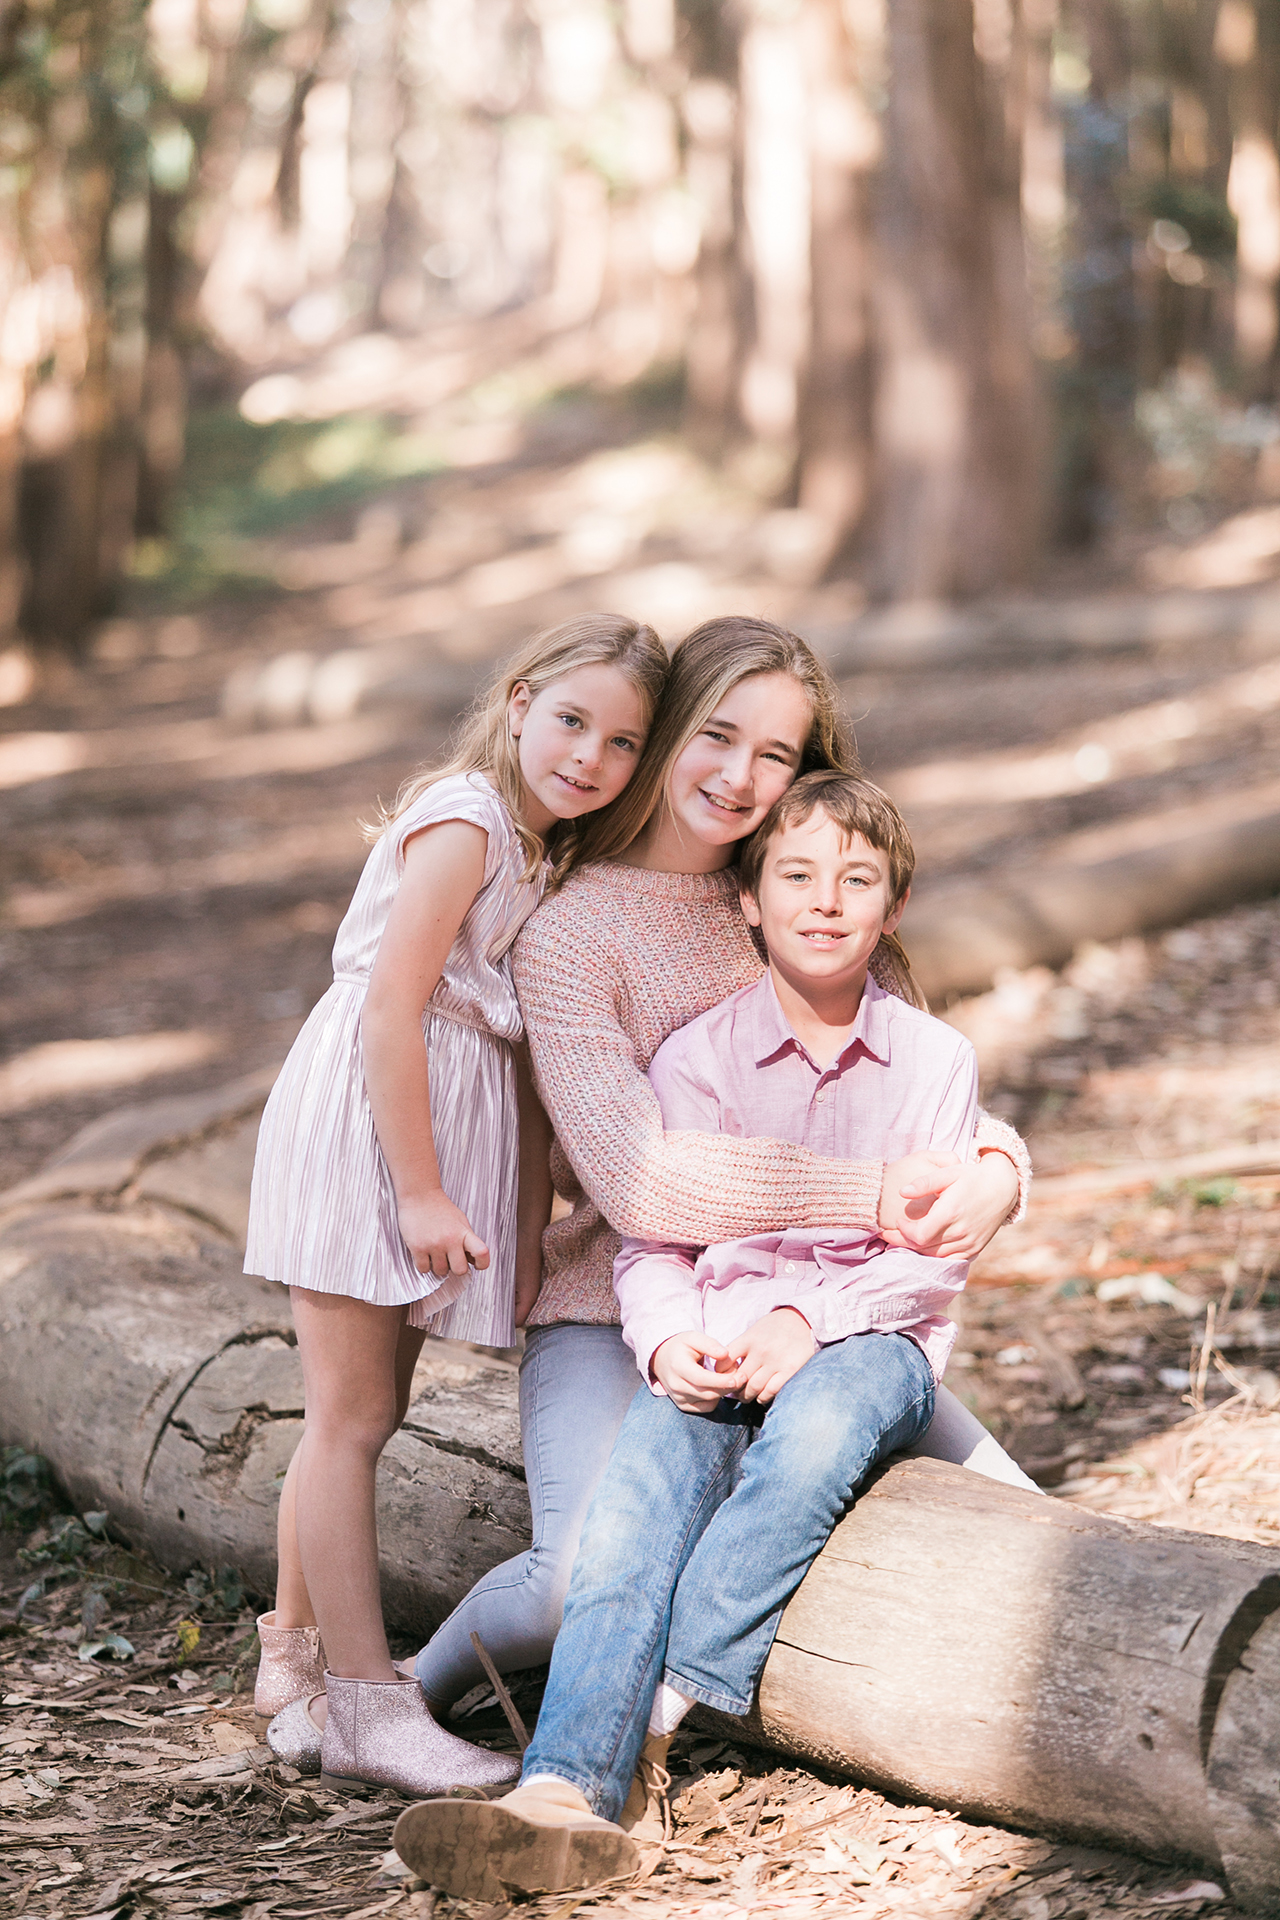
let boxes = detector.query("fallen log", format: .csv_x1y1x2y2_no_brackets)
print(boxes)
0,1088,530,1632
904,776,1280,1001
694,1456,1280,1910
5,1091,1280,1907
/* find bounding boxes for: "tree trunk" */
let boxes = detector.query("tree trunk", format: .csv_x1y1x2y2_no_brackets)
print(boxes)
680,0,751,449
794,0,877,566
1057,0,1137,543
870,0,1044,599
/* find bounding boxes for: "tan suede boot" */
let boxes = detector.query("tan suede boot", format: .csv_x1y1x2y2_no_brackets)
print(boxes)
619,1733,672,1842
392,1776,638,1902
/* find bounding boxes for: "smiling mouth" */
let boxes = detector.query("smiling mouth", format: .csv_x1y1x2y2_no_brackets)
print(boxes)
555,772,598,794
700,789,749,815
799,930,846,942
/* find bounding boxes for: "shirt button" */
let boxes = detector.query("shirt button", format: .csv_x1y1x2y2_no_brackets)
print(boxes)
816,1088,827,1104
785,1261,797,1274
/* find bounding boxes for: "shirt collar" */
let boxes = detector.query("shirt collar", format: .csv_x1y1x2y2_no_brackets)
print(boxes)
749,969,893,1073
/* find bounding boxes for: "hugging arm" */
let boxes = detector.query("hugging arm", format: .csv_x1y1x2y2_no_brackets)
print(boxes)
514,917,1029,1255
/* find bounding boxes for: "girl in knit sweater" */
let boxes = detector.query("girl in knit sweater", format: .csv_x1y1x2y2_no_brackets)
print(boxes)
413,617,1035,1715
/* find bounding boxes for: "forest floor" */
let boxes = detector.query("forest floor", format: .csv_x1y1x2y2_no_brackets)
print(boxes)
2,365,1280,1917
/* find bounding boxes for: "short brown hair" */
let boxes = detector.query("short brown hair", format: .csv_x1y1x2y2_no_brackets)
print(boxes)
739,770,926,1009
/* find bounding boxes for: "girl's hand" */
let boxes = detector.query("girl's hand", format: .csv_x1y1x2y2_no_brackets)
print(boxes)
879,1150,1018,1261
652,1331,733,1413
723,1307,816,1405
398,1190,490,1279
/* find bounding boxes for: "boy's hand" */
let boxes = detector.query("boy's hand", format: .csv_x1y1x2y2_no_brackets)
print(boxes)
652,1332,734,1412
398,1190,489,1278
879,1150,1017,1260
722,1308,817,1405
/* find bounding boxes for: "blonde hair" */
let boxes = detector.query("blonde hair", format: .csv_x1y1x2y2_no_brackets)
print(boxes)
371,615,668,886
573,615,857,871
738,769,928,1010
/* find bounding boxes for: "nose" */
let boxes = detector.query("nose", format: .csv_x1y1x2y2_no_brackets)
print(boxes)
720,743,754,795
811,878,842,916
572,730,605,772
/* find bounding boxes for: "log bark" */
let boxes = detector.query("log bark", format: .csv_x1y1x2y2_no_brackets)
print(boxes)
696,1457,1280,1908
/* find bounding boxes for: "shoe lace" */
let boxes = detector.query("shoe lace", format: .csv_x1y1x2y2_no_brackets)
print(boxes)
639,1754,672,1841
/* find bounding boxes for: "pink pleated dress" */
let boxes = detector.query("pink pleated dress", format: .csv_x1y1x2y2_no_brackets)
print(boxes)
244,772,546,1349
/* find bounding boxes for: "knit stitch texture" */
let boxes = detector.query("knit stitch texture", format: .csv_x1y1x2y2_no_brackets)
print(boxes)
513,860,1030,1328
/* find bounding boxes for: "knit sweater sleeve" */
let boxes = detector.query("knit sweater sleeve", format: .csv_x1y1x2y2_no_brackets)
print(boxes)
513,910,885,1244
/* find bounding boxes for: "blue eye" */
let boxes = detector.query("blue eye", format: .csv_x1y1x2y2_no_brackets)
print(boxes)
559,713,583,729
611,736,637,752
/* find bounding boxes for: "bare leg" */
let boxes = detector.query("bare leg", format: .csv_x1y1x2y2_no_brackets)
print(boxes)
290,1289,426,1682
274,1316,425,1632
273,1446,316,1629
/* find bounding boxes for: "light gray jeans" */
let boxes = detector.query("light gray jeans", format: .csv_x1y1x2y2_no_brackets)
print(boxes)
413,1319,1038,1708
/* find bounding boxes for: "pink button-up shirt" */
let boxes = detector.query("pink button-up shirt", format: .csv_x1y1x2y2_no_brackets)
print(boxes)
613,971,978,1390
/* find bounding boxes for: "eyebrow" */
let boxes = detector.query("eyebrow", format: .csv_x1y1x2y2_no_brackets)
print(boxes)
706,715,802,757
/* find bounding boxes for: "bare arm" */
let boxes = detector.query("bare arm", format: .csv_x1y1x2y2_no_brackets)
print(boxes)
361,821,491,1279
513,1041,553,1326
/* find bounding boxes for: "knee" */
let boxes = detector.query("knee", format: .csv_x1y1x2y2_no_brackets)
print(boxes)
304,1395,400,1461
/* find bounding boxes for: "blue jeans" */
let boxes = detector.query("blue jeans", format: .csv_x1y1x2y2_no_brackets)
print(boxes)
415,1324,642,1706
521,1329,935,1821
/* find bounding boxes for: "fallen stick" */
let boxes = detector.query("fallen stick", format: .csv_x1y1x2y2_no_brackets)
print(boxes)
1029,1139,1280,1203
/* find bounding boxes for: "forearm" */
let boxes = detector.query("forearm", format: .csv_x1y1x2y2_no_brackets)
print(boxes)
803,1252,969,1347
515,934,884,1246
614,1240,705,1384
361,1002,442,1201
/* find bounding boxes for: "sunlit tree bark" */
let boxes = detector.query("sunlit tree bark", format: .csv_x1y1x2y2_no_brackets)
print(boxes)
869,0,1044,599
794,0,878,568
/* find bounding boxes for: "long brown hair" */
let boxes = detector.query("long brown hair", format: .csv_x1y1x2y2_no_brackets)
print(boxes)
572,615,857,870
371,614,669,885
739,769,927,1010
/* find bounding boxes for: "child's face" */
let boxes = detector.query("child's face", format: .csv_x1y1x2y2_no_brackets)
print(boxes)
664,673,812,852
509,664,648,832
740,809,906,994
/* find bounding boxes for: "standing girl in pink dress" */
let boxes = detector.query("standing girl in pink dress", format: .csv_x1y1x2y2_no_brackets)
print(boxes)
243,614,667,1798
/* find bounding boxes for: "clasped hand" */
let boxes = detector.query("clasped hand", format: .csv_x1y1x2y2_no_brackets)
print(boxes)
877,1149,1018,1261
652,1307,816,1413
398,1190,489,1279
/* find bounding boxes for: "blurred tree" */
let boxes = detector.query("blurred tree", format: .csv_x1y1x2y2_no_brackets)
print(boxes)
869,0,1044,597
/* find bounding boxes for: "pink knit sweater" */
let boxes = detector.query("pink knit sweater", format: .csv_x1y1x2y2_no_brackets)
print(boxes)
512,860,1030,1329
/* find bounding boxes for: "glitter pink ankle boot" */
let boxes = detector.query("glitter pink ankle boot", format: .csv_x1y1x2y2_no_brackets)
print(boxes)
253,1611,326,1719
319,1673,520,1798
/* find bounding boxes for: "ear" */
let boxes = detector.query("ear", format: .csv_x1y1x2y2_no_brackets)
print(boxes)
508,680,532,737
883,884,909,940
739,887,763,928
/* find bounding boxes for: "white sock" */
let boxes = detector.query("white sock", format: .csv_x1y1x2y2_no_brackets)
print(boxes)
647,1680,693,1737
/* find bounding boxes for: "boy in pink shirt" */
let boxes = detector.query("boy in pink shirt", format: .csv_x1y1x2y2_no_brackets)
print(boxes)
401,771,985,1889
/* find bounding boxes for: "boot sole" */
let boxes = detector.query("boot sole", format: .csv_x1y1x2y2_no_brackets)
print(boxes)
392,1799,638,1901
